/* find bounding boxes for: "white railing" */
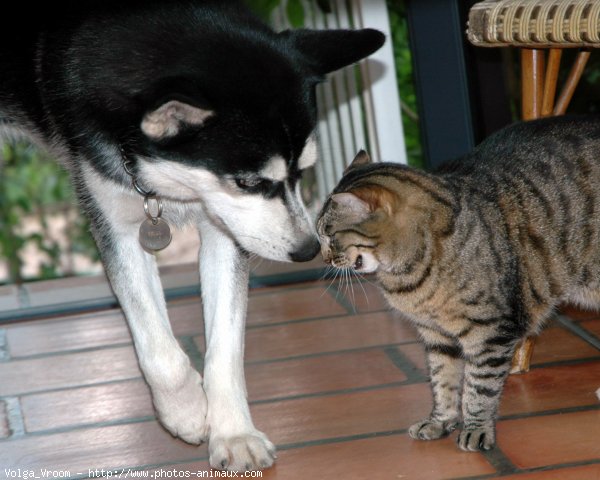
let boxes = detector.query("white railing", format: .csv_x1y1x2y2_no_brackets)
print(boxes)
273,0,406,204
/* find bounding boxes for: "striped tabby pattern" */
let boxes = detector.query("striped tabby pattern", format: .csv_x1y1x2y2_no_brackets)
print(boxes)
316,116,600,451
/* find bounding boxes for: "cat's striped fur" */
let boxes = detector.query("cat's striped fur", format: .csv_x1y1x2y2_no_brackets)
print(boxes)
316,115,600,451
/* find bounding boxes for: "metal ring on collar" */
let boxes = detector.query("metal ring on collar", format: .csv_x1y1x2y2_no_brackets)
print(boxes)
132,178,155,197
143,195,163,222
120,146,157,197
123,157,136,177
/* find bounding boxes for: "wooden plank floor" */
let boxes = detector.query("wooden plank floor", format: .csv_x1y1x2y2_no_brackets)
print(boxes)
1,273,599,479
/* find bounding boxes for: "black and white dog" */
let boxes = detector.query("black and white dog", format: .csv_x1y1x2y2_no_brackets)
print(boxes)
0,0,384,471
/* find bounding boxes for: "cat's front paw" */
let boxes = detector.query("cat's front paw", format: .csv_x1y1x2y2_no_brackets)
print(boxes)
457,424,495,451
408,418,458,441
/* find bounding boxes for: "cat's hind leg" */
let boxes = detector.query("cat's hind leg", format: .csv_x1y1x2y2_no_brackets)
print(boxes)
409,331,464,441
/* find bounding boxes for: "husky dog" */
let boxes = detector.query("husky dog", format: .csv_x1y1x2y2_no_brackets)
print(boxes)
0,0,384,472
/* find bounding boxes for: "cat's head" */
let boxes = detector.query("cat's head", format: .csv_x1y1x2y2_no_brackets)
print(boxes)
316,151,454,274
316,151,389,273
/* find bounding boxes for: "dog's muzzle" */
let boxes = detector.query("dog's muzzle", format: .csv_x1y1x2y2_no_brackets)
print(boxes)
289,236,321,262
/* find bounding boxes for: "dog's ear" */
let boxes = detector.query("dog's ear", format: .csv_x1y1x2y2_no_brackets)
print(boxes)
282,28,385,75
141,100,214,141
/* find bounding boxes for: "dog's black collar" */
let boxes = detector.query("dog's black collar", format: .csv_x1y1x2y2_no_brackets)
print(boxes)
118,145,156,197
117,144,172,252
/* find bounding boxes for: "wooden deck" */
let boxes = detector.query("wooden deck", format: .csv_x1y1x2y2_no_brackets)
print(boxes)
1,265,599,479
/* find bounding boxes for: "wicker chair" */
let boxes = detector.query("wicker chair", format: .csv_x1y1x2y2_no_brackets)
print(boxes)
467,0,600,373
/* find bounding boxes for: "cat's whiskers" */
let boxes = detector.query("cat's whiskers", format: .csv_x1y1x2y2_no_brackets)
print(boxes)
319,265,339,299
349,269,358,311
354,268,379,292
337,268,350,306
342,267,351,307
248,252,264,271
350,268,370,309
325,265,345,302
341,266,358,312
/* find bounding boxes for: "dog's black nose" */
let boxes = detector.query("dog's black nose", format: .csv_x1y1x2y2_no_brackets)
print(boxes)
289,237,320,262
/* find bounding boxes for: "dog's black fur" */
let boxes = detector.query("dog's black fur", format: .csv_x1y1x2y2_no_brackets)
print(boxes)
0,0,384,181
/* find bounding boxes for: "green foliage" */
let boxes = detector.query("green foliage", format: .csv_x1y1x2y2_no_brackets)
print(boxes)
0,142,98,284
387,0,422,168
244,0,305,26
286,0,305,28
244,0,280,21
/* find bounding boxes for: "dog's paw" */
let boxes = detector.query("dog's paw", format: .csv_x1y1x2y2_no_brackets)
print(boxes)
209,431,277,472
457,424,495,451
408,418,458,441
154,369,209,445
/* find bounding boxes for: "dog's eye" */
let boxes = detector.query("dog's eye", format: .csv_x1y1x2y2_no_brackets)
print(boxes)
235,177,279,195
235,177,263,189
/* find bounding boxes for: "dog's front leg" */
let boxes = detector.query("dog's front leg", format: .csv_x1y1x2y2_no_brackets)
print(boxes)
83,171,208,444
198,218,276,471
106,237,208,444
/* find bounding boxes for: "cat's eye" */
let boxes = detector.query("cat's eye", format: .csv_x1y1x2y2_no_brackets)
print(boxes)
354,255,363,269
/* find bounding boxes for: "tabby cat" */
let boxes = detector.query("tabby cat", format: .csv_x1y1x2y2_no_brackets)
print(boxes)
316,115,600,452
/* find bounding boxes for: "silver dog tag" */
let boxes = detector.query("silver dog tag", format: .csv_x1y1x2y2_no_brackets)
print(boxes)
139,218,172,252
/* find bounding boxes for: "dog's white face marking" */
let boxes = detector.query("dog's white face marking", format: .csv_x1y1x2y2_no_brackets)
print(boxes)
138,158,223,200
137,158,315,261
298,135,318,170
141,100,214,140
259,155,287,182
211,188,307,261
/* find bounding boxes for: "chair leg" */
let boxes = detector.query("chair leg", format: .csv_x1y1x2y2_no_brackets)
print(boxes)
541,49,562,116
521,48,545,120
553,49,591,115
510,337,536,374
511,48,545,375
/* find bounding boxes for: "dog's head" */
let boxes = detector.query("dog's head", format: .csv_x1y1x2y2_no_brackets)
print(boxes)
75,1,385,262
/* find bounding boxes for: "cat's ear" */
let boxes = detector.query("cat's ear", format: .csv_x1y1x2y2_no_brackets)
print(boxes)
344,150,372,174
331,192,371,217
141,100,214,141
351,185,396,215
